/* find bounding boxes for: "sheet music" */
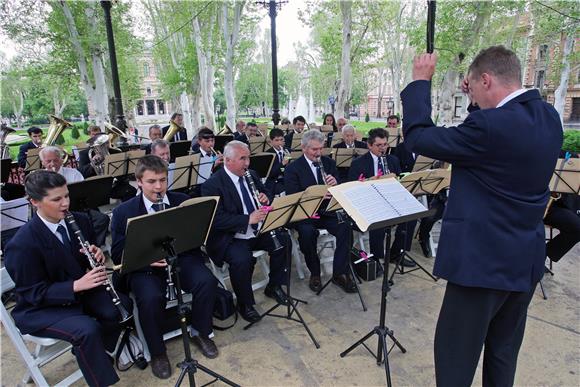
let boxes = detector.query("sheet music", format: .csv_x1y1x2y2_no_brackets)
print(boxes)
1,197,30,231
372,181,427,216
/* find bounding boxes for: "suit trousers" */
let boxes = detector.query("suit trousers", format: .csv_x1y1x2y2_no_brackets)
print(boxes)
33,286,131,387
434,282,536,387
293,213,351,277
544,206,580,262
418,192,447,240
223,231,290,306
128,256,217,356
368,227,392,260
390,220,417,257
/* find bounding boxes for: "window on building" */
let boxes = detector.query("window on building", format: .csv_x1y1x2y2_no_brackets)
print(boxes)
146,87,152,97
157,100,165,115
457,72,464,89
143,62,150,77
576,68,580,84
538,45,548,62
535,70,545,88
146,100,155,115
136,100,144,116
454,96,463,118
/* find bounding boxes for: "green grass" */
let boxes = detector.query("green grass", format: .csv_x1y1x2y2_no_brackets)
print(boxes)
8,129,90,160
249,119,385,137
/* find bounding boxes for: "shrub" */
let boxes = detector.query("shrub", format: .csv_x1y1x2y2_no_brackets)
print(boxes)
55,134,65,145
365,113,370,122
71,126,80,139
563,130,580,153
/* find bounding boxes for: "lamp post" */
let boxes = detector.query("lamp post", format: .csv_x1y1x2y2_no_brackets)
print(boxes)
100,0,128,147
259,0,287,127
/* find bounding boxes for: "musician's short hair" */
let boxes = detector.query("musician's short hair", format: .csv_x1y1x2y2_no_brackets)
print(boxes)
367,128,388,145
135,154,168,179
387,115,399,123
301,130,325,147
150,139,169,155
197,127,214,139
341,124,356,134
293,116,306,125
39,146,62,161
246,122,258,128
25,170,67,201
27,126,42,136
468,45,522,86
88,125,101,135
148,124,161,135
281,118,291,125
224,140,249,159
170,112,183,120
269,128,284,140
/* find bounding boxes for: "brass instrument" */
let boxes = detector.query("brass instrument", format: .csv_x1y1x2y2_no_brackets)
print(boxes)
104,122,149,146
87,134,111,175
163,119,184,141
42,115,71,165
156,193,177,301
217,124,233,135
0,124,15,159
244,170,283,251
64,211,132,324
544,192,561,219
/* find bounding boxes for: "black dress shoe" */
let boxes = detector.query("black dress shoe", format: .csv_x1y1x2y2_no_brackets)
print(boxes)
332,274,357,293
192,336,219,359
419,238,432,258
309,276,322,292
390,254,417,268
264,284,289,305
237,303,261,323
150,353,171,379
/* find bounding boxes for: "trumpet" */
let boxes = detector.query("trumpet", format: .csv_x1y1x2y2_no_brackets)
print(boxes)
64,211,132,324
155,192,177,301
244,170,283,251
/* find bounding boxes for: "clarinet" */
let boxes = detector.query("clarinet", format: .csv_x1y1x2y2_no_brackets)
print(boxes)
316,157,345,222
155,193,177,301
380,153,391,175
64,212,132,324
244,170,283,251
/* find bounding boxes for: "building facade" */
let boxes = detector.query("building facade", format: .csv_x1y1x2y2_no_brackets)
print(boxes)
133,51,174,126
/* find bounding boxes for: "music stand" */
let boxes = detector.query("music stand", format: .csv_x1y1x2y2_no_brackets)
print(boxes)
386,127,401,149
214,135,233,153
67,176,114,211
332,148,369,168
412,155,444,172
327,178,432,387
170,140,192,159
120,197,239,387
290,132,303,151
550,157,579,195
25,148,41,172
248,136,269,154
168,154,202,191
105,150,145,177
1,158,11,183
249,153,275,179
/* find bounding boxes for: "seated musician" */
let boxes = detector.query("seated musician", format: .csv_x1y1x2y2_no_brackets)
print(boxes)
201,141,291,323
162,113,188,142
189,127,223,196
141,124,163,155
111,155,218,379
284,116,306,151
333,124,368,183
236,122,258,145
17,126,43,168
337,117,348,132
348,128,401,262
5,170,131,387
150,139,175,187
284,130,356,293
78,125,106,178
265,128,288,195
233,119,246,141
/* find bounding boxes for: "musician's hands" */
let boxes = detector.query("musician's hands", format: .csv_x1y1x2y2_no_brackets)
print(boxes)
150,259,168,267
461,77,470,95
82,245,105,264
412,52,437,81
73,266,107,292
282,158,289,166
323,191,333,200
91,154,104,164
249,208,267,224
258,192,269,205
324,174,338,186
214,155,224,166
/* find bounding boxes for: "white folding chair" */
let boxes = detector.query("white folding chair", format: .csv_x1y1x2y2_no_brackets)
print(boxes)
208,250,271,295
0,268,83,387
291,229,337,277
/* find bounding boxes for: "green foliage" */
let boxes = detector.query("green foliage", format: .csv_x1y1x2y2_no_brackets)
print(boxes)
563,130,580,153
71,126,80,139
365,113,370,123
55,133,65,145
217,115,226,129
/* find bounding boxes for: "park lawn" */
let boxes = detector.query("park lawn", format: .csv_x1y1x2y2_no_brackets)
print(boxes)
251,118,384,137
8,128,90,160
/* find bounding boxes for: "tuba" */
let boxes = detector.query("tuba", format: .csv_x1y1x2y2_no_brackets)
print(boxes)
163,119,184,141
43,115,71,164
104,122,129,148
216,124,233,135
87,134,111,175
0,123,15,159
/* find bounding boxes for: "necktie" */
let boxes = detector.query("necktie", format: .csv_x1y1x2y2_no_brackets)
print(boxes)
239,177,258,230
152,200,165,212
57,224,72,252
378,158,384,175
278,151,283,164
313,162,324,185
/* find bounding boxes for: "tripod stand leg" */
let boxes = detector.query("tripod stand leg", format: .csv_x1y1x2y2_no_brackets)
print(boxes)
289,300,321,349
340,329,376,358
539,280,548,300
196,363,241,387
386,329,407,354
405,253,438,282
348,262,367,311
379,334,393,387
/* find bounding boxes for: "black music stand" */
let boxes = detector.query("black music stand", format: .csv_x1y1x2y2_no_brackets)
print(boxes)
340,210,431,387
243,192,324,349
67,176,114,211
170,141,192,159
214,135,233,153
120,199,239,387
249,153,275,179
1,158,12,183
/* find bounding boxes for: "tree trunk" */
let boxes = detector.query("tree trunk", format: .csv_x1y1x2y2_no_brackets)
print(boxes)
336,1,352,120
12,90,24,129
554,34,574,126
192,17,216,130
221,1,244,131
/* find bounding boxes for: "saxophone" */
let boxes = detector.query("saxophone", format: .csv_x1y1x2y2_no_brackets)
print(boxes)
155,193,177,301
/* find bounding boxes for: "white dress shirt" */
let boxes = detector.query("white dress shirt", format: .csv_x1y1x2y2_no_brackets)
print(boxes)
57,167,84,184
38,213,69,244
496,88,528,108
305,157,321,183
142,193,170,215
197,148,214,184
224,166,256,240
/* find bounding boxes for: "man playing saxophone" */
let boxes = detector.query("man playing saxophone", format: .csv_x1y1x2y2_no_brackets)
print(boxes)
5,170,131,387
111,155,218,380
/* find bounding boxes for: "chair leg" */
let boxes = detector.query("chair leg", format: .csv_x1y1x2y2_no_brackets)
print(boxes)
539,280,548,300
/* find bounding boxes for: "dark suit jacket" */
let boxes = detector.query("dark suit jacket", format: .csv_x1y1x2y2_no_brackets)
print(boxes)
265,147,286,195
77,147,122,178
200,168,269,264
284,155,338,195
347,152,401,181
111,191,192,270
332,140,368,149
234,133,249,144
392,141,416,173
284,132,295,150
162,125,188,142
17,141,39,168
401,81,562,292
5,213,94,334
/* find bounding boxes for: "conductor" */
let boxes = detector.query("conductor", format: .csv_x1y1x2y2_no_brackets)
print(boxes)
401,46,562,386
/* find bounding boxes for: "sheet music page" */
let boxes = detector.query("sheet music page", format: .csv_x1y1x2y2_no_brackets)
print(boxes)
372,180,428,216
549,158,579,193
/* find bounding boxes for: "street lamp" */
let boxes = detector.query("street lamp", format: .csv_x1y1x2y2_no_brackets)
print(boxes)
100,0,128,147
258,0,287,127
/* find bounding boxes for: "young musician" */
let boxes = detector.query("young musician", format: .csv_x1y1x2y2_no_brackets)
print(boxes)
265,128,288,195
348,128,401,262
111,155,218,379
284,130,355,293
284,116,306,150
5,170,131,387
403,46,562,386
17,126,43,168
201,141,291,323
